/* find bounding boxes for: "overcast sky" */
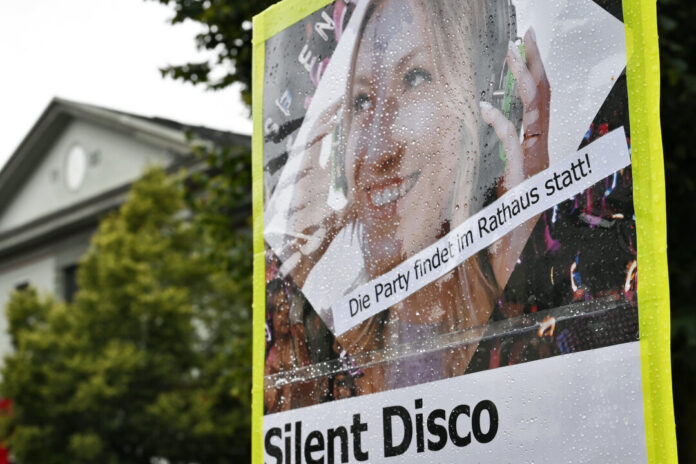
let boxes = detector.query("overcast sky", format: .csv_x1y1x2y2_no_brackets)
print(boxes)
0,0,252,168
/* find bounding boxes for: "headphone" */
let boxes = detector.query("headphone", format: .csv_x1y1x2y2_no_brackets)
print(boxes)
486,0,524,161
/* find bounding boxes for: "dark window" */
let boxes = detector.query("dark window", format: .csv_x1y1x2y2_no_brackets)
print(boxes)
63,264,79,303
15,282,29,292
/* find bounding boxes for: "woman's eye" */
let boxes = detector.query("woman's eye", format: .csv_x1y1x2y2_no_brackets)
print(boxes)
353,93,372,112
404,68,432,89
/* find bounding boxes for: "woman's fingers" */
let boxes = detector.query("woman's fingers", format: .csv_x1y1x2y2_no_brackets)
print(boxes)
480,102,524,190
306,99,343,151
523,27,550,93
486,27,551,293
506,40,537,107
482,28,551,192
520,27,551,173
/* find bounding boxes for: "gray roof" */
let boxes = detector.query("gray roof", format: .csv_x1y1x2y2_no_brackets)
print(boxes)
0,97,250,260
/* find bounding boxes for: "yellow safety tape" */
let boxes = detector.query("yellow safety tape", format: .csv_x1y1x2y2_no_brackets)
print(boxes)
251,2,336,463
624,0,678,462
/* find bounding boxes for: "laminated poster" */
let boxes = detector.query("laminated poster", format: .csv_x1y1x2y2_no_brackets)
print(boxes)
251,0,676,462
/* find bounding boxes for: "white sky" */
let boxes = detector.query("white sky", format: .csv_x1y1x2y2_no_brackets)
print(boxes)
0,0,252,168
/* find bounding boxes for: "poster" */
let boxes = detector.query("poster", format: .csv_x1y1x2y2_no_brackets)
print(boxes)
252,0,677,462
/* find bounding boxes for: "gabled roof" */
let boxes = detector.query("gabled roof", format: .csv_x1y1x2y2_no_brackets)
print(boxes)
0,97,250,260
0,98,249,213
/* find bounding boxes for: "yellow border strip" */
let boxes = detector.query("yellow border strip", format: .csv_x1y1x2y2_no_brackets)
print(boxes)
251,25,265,464
623,0,678,462
252,2,335,463
253,0,337,45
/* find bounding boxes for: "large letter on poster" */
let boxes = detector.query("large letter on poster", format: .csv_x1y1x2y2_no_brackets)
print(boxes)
251,0,677,462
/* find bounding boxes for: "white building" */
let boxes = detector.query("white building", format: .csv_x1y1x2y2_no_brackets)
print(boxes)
0,98,249,357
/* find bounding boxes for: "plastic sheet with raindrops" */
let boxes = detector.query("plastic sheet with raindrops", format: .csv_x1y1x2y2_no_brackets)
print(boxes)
255,0,658,462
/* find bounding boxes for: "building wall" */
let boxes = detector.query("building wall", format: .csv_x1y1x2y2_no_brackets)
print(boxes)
0,106,228,371
0,253,57,359
0,118,174,233
0,227,94,365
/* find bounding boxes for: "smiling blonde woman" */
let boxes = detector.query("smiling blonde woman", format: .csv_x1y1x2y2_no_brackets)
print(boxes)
268,0,551,395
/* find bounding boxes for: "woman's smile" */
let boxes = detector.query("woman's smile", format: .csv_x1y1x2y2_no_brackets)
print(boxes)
366,171,420,208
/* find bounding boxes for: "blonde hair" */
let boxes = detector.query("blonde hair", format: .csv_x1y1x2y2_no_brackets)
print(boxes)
335,0,510,380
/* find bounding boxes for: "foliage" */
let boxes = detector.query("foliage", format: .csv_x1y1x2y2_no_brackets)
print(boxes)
146,0,276,105
0,169,251,463
658,0,696,461
185,139,252,280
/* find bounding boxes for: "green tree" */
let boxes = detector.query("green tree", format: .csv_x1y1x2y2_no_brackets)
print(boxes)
0,168,251,463
148,0,276,105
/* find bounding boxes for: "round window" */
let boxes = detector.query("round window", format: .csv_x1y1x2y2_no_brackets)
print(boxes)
65,144,87,191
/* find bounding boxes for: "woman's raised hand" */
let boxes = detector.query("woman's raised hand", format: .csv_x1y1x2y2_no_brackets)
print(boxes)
278,102,355,287
480,27,550,188
480,26,551,291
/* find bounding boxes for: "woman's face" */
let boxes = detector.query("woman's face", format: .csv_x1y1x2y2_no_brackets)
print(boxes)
346,0,478,278
272,291,291,337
